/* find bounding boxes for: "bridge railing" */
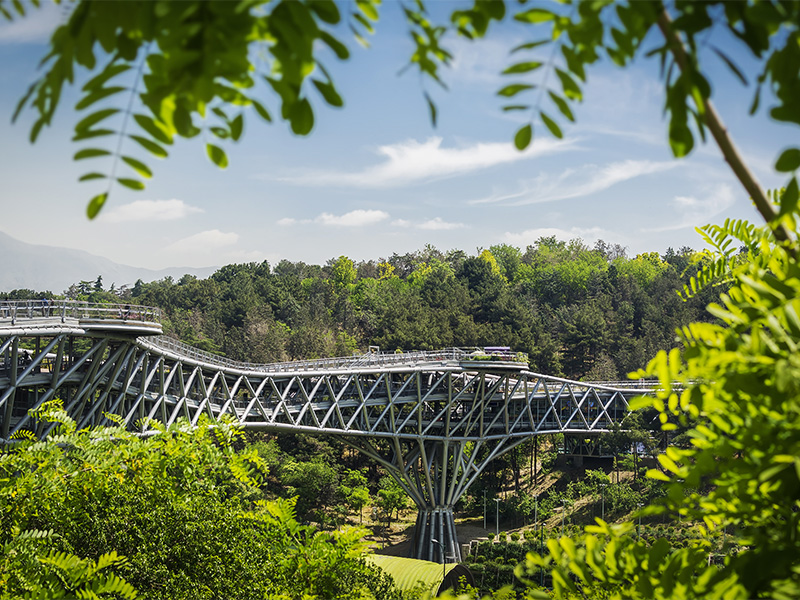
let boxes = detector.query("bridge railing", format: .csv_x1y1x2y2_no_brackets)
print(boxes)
143,337,528,373
0,299,161,325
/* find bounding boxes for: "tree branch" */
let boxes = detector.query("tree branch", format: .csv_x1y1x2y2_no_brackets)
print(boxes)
656,8,796,253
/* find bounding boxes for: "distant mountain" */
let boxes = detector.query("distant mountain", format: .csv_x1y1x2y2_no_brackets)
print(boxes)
0,230,217,293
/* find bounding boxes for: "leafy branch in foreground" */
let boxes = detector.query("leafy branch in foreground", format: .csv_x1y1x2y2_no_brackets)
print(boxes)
435,208,800,600
6,0,380,218
417,1,800,245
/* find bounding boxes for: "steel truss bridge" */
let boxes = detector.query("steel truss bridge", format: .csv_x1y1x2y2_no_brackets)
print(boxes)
0,300,655,563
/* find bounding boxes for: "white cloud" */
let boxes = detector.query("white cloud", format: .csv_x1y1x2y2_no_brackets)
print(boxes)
276,136,575,188
101,199,203,223
418,217,466,231
0,3,64,44
391,219,412,228
470,159,680,206
166,230,239,253
315,209,390,227
276,217,297,226
502,226,610,246
645,184,736,232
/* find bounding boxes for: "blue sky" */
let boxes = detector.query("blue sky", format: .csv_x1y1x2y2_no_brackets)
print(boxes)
0,2,794,271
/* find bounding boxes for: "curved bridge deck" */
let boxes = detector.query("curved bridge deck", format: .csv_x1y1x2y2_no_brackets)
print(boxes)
0,299,658,563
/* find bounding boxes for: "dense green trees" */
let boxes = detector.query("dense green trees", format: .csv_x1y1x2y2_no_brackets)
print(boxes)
44,238,710,382
0,405,401,600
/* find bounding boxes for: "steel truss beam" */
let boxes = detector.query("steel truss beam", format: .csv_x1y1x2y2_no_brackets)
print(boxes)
0,325,653,562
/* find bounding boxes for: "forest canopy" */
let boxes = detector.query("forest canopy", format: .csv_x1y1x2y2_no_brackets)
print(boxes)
3,238,713,382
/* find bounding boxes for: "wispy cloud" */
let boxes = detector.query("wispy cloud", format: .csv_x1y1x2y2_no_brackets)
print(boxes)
166,230,238,253
274,136,575,188
419,217,466,231
502,226,611,247
277,210,390,227
101,199,203,223
470,159,680,206
644,184,736,232
316,209,390,227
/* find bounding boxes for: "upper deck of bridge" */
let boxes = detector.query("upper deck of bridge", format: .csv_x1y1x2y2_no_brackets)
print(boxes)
0,299,531,374
0,299,163,336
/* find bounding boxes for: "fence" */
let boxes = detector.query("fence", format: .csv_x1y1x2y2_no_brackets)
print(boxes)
0,299,161,325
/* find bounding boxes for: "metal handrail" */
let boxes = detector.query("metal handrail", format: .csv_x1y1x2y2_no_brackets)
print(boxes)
142,337,529,374
0,298,529,374
0,299,161,325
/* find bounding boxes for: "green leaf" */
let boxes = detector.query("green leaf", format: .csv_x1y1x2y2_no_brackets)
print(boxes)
502,61,543,75
121,156,153,179
778,177,799,217
72,128,115,142
356,0,379,22
312,79,344,107
712,47,748,86
206,144,229,168
78,172,107,182
309,0,340,24
511,40,549,54
775,148,800,172
75,108,120,133
288,98,314,135
74,86,126,111
129,135,169,159
540,112,563,138
133,114,173,145
74,148,111,160
86,193,108,219
117,177,145,191
425,92,437,128
555,69,582,101
320,30,350,60
668,120,694,158
502,105,529,112
548,91,574,122
498,83,534,97
230,114,244,141
514,124,532,150
210,126,230,139
82,63,130,93
514,8,554,23
252,100,273,123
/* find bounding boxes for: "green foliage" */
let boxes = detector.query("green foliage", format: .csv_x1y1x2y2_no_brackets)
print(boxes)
11,0,799,227
376,475,410,526
99,241,701,381
0,404,400,600
451,214,800,600
9,0,380,216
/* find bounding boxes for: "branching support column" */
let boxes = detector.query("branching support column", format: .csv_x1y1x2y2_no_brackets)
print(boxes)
349,435,525,564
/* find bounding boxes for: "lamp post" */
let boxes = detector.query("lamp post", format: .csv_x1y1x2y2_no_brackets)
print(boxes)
534,494,538,528
483,490,487,530
431,538,446,585
494,498,501,537
600,484,607,521
561,499,566,536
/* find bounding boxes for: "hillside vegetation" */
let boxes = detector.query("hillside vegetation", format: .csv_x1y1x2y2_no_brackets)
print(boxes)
4,239,715,382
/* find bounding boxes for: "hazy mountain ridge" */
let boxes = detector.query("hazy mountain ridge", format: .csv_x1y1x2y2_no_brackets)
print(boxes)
0,230,216,293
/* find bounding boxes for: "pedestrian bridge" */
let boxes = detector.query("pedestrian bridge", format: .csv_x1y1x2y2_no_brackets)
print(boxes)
0,300,655,563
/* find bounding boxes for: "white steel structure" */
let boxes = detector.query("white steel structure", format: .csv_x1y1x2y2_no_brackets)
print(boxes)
0,300,654,562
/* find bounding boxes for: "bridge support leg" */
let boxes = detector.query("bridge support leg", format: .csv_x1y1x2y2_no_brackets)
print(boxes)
411,506,460,563
347,436,527,563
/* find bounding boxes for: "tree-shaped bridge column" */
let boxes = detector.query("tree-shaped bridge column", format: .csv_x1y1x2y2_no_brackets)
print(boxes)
349,435,524,563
